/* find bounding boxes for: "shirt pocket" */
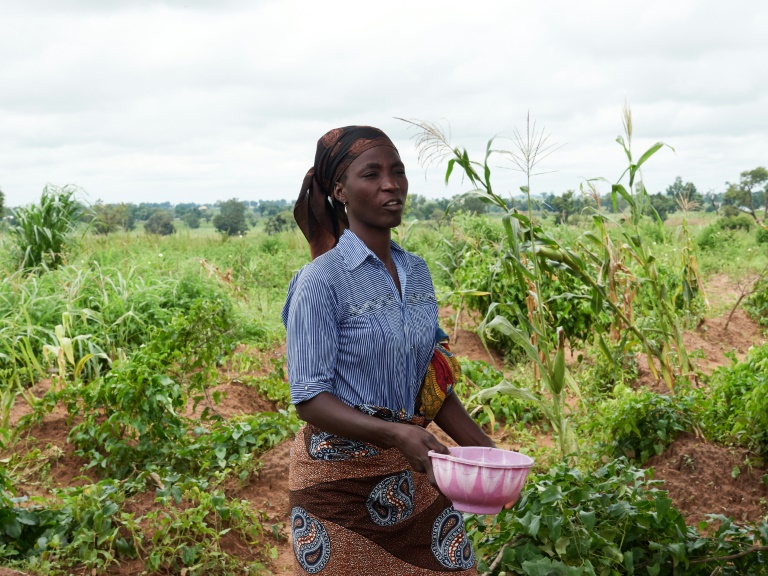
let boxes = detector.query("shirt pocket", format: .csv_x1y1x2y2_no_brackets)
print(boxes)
338,302,398,359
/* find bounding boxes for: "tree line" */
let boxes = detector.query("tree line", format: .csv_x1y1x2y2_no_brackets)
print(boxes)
2,166,766,238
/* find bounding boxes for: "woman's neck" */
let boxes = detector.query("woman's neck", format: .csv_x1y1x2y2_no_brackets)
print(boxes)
349,225,393,265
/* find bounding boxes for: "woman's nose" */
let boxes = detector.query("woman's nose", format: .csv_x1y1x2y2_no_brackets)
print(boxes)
381,172,400,191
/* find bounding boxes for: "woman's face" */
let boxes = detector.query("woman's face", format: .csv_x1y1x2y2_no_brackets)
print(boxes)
333,146,408,234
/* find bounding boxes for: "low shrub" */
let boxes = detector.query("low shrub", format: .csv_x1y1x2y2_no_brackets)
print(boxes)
587,386,698,464
467,459,768,575
701,344,768,458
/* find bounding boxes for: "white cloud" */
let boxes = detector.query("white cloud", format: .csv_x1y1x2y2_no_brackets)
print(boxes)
1,0,766,206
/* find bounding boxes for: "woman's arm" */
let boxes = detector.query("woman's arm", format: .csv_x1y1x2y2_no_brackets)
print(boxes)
296,392,450,486
433,392,495,448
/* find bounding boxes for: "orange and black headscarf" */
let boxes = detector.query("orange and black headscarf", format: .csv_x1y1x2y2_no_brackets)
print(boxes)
294,126,398,260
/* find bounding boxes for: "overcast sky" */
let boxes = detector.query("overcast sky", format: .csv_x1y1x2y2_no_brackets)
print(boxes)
1,0,766,207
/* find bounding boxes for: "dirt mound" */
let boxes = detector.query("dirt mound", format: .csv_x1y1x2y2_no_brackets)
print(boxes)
645,433,768,527
184,380,277,420
0,568,30,576
684,308,765,374
635,308,765,392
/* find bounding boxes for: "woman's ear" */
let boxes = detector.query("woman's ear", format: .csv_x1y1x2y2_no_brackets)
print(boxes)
333,181,346,205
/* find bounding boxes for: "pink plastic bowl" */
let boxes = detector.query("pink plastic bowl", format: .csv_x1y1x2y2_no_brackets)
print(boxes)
428,446,534,515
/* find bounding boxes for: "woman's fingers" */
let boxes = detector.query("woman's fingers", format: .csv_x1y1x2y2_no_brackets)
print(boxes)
394,426,449,488
503,495,520,509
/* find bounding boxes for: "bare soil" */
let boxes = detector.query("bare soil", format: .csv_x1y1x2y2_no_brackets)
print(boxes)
645,433,768,526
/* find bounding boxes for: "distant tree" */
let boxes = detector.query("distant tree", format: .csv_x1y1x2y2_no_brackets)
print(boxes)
115,204,135,231
183,211,200,229
213,198,248,236
665,176,703,210
257,199,290,217
704,191,721,215
91,202,134,234
265,213,288,235
549,190,578,224
144,211,176,235
451,194,488,215
92,202,118,235
174,203,200,219
0,187,4,216
647,193,676,222
723,167,768,223
133,204,157,222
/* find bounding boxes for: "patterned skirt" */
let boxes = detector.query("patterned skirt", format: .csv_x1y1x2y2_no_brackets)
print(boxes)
288,407,478,575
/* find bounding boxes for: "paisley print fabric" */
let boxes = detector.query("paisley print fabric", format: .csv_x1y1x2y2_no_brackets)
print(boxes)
291,506,331,574
365,471,415,526
308,430,378,461
289,406,477,574
431,508,475,570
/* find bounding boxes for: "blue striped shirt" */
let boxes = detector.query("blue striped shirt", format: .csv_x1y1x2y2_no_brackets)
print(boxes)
282,229,439,414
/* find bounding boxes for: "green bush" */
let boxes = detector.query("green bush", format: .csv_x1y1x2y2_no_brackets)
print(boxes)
756,225,768,245
718,213,754,232
213,198,248,236
144,211,176,235
697,223,734,251
701,344,768,458
467,459,768,575
746,280,768,326
588,386,698,463
67,297,238,477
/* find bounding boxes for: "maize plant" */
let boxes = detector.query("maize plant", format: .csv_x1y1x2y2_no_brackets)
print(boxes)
401,115,580,459
8,184,84,272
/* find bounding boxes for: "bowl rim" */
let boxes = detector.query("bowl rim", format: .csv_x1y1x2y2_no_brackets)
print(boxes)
428,447,535,469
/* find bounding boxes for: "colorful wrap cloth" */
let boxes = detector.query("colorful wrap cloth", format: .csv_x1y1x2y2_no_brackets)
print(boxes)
289,405,477,575
416,340,461,421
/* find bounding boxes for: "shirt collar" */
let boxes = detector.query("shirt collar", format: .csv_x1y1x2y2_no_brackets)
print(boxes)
337,229,409,272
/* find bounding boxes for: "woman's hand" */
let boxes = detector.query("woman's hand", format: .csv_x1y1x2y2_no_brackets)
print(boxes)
295,393,449,487
392,424,449,488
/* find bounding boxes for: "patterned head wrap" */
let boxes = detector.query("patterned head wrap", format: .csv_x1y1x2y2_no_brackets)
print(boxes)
294,126,398,260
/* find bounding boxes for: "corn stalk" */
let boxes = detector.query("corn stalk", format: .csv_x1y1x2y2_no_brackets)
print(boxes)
400,116,578,459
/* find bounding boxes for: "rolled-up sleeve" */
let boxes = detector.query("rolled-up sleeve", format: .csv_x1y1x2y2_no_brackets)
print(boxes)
283,269,338,405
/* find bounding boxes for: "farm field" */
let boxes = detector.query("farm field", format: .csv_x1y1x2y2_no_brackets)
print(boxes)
2,136,768,574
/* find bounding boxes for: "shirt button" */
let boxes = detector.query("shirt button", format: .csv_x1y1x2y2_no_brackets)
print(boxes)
304,386,308,391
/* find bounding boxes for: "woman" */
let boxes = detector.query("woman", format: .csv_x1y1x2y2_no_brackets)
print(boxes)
282,126,495,575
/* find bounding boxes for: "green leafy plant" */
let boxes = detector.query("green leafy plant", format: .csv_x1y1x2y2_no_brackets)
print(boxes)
190,410,300,480
702,343,768,458
746,278,768,327
588,386,698,464
144,481,272,575
1,478,135,573
456,359,541,431
8,184,83,271
245,357,292,408
67,297,237,478
467,459,768,575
